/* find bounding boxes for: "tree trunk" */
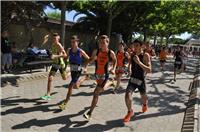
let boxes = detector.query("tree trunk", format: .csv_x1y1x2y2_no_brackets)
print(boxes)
106,12,112,38
143,30,147,42
165,34,171,47
153,33,157,46
121,30,133,46
25,21,34,44
122,33,128,44
160,36,163,46
61,1,67,48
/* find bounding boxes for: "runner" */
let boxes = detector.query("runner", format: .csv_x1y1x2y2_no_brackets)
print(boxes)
159,47,168,71
83,35,117,120
123,40,151,122
181,47,188,72
41,33,68,100
59,35,90,110
173,46,184,82
144,42,156,59
113,42,130,93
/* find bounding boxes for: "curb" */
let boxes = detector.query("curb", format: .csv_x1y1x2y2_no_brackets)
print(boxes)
181,59,200,132
1,66,96,85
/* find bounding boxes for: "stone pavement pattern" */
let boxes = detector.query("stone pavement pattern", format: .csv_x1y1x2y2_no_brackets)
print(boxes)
1,58,197,132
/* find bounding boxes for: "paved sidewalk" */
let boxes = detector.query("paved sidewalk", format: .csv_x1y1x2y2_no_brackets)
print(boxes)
1,58,197,132
1,65,95,87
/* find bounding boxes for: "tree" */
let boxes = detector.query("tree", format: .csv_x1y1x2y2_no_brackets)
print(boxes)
1,1,46,30
147,1,200,45
71,1,129,37
38,1,74,47
111,1,159,43
37,1,200,46
1,1,47,43
47,11,61,20
61,1,67,48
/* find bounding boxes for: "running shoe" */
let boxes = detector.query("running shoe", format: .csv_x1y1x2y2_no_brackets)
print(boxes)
59,102,67,110
83,111,92,120
112,85,121,94
111,80,117,87
123,109,134,122
41,95,52,100
142,104,148,113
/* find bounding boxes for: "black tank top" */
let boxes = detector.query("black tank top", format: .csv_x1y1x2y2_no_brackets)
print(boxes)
175,51,182,62
131,53,145,80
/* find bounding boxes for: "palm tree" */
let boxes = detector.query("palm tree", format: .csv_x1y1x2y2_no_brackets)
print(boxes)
72,10,107,34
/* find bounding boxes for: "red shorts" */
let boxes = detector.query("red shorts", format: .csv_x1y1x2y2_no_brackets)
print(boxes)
115,66,125,74
95,74,109,87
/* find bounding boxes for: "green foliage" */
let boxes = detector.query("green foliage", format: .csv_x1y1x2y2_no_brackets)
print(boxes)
2,1,45,30
47,11,61,20
168,38,186,44
4,1,199,44
41,1,200,41
149,1,200,38
71,1,129,35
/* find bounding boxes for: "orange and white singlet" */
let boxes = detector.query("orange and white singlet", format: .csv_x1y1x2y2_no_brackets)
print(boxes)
116,51,125,67
95,49,111,75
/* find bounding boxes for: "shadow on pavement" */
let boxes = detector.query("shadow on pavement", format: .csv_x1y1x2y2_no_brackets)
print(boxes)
1,76,20,87
131,108,185,122
1,100,58,116
1,96,41,107
59,118,124,132
12,110,125,132
1,104,58,116
11,107,94,130
1,92,59,115
129,64,189,121
71,88,116,97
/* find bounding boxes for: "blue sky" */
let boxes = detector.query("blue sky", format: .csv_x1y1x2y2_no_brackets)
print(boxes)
44,6,191,40
44,6,85,22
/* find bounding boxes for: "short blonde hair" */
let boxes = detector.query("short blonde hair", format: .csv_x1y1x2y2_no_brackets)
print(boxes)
53,33,59,36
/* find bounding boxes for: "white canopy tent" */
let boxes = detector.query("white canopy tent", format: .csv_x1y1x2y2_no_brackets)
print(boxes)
186,39,200,51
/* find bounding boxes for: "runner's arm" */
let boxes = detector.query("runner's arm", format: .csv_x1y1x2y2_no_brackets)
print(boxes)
87,49,97,64
51,44,67,59
59,44,67,57
151,49,156,57
128,60,132,74
141,53,151,73
125,52,130,60
81,49,90,60
134,53,151,73
125,52,130,67
80,49,90,72
109,50,117,74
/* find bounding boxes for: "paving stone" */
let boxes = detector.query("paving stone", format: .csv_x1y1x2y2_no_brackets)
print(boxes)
1,58,198,132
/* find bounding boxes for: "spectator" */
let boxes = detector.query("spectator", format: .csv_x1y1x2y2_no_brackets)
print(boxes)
27,42,39,55
1,30,12,73
159,47,168,71
11,42,18,65
11,42,23,67
26,42,48,56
